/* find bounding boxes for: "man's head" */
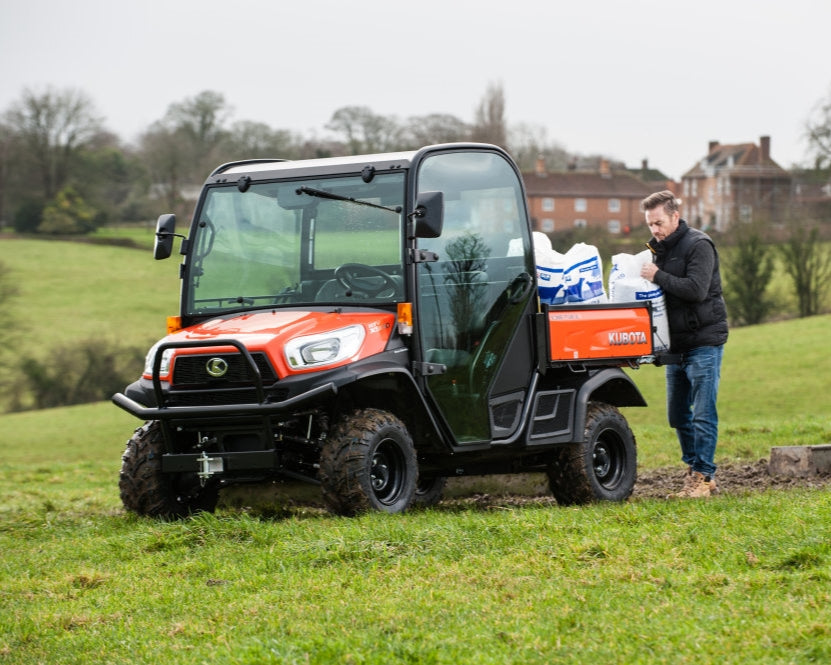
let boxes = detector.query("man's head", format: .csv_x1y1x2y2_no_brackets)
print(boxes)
641,190,680,242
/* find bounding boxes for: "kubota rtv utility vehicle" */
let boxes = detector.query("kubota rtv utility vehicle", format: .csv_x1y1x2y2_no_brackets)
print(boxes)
113,143,656,517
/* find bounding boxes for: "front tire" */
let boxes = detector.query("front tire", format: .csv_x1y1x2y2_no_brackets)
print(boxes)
413,476,447,507
546,402,636,505
318,408,418,516
119,421,219,518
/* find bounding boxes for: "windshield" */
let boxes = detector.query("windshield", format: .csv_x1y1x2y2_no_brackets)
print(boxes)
185,173,405,316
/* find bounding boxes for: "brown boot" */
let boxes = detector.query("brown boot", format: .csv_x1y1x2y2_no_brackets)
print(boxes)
684,471,714,498
668,466,695,499
708,475,719,495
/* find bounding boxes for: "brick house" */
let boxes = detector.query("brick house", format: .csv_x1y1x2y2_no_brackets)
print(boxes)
680,136,791,231
522,157,658,236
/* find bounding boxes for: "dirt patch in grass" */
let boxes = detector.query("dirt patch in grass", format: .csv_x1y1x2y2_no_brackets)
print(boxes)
441,460,831,509
633,459,831,500
221,460,831,514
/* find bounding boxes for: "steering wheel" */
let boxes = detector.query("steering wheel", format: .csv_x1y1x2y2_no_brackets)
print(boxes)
334,263,397,298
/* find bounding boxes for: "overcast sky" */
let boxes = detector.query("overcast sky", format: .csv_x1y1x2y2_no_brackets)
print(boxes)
1,0,829,181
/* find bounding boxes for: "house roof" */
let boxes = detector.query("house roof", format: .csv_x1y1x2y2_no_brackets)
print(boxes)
522,170,655,198
683,141,790,179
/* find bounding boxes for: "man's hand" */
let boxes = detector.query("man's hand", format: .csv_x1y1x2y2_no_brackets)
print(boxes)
640,262,659,282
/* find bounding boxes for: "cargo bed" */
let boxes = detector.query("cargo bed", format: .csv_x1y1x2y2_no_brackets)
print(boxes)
541,302,656,367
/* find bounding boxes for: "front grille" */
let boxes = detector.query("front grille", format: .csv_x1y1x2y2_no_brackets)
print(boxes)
166,387,291,407
172,352,277,387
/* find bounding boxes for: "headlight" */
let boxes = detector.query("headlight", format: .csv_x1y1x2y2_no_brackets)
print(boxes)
285,325,366,369
143,342,174,377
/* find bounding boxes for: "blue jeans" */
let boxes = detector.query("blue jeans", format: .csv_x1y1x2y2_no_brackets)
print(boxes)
665,345,724,477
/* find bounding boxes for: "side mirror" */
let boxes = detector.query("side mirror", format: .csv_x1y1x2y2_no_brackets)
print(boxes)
412,191,443,239
153,214,176,260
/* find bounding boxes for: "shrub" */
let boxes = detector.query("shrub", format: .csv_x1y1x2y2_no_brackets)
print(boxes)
778,223,831,317
38,186,98,234
12,199,45,233
722,221,775,326
15,340,144,411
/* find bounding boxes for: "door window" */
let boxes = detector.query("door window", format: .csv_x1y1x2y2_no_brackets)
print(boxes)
416,150,534,443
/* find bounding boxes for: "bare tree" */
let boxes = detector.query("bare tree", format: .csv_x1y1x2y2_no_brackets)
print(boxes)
139,91,234,215
806,83,831,169
470,81,507,147
164,90,232,170
508,122,571,172
403,113,470,148
3,87,103,200
165,91,230,143
327,106,403,154
0,122,10,226
223,121,303,160
139,121,190,215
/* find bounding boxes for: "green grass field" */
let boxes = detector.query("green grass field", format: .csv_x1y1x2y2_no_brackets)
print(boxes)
0,237,179,354
1,236,830,664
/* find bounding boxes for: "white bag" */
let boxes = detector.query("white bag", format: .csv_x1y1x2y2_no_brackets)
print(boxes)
563,243,607,305
609,250,670,352
533,233,567,305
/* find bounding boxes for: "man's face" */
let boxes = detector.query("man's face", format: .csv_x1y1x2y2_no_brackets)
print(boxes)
645,206,680,242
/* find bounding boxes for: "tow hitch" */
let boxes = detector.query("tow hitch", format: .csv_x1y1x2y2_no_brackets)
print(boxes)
197,451,223,487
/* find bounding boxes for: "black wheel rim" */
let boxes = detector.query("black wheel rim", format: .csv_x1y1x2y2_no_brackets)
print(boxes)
592,428,625,490
370,438,406,505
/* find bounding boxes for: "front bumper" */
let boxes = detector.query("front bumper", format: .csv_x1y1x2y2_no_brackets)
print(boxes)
112,381,337,420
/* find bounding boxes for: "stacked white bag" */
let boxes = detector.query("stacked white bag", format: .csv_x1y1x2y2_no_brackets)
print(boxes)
563,242,607,305
608,249,670,352
532,232,567,305
533,233,607,306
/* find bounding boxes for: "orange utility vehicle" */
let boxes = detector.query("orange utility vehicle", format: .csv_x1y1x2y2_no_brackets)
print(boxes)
113,143,658,517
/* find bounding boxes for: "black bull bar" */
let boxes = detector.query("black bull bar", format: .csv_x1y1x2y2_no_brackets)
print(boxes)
111,337,338,420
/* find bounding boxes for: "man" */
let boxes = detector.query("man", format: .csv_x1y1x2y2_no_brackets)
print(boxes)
640,190,728,498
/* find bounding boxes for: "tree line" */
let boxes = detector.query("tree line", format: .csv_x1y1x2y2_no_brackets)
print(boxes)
2,80,830,234
0,83,587,233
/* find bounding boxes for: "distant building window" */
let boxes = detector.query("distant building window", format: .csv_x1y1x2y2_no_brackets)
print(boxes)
739,204,752,221
692,181,698,197
540,218,555,232
575,198,587,212
574,219,587,228
683,180,690,197
608,220,621,234
608,198,620,213
542,197,554,212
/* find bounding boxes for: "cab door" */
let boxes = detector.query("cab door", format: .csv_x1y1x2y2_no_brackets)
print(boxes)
414,149,536,445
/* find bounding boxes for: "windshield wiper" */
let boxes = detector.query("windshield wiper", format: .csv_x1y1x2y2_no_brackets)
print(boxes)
296,186,402,213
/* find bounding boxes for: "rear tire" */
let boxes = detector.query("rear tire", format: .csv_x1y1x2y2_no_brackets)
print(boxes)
319,408,417,516
546,402,636,505
119,421,219,519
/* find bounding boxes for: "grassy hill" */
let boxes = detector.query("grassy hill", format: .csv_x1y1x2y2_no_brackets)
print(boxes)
0,236,178,355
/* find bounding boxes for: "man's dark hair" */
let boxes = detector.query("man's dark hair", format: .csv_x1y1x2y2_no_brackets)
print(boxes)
641,190,680,215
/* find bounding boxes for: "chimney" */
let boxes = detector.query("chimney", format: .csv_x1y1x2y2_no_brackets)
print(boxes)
599,158,610,177
535,154,546,177
708,141,720,153
760,136,770,162
641,158,649,171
